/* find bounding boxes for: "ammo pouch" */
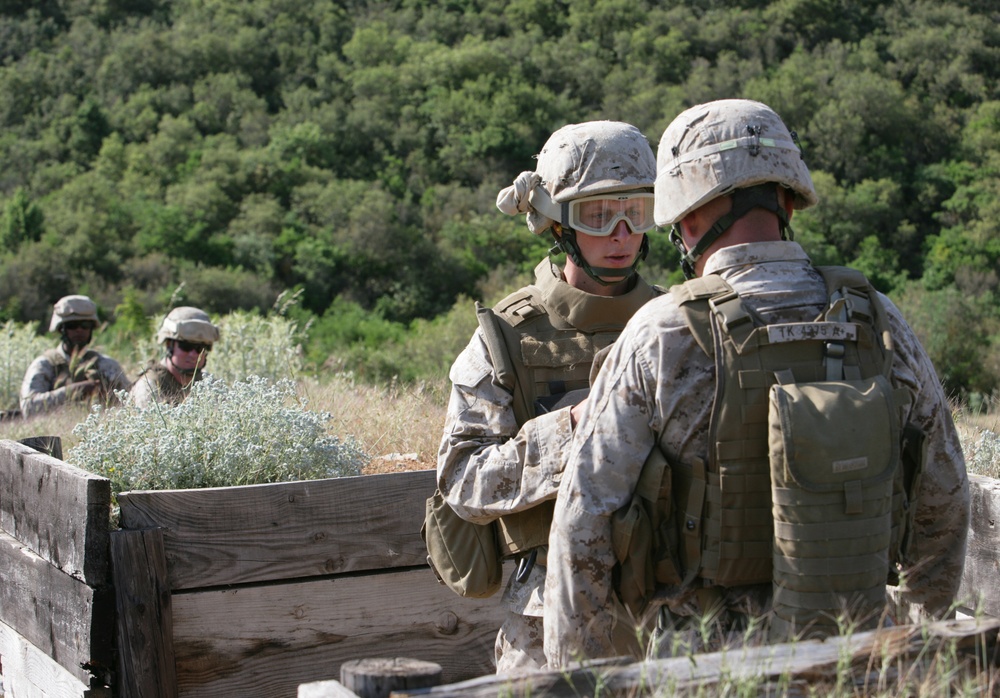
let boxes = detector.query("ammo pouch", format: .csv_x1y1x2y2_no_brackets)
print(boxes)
421,488,503,599
768,374,898,640
611,445,682,618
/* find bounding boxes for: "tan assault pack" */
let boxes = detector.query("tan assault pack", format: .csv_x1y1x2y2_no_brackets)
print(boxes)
613,267,925,639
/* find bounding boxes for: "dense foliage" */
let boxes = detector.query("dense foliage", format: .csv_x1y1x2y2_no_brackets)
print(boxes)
70,375,367,496
1,0,998,401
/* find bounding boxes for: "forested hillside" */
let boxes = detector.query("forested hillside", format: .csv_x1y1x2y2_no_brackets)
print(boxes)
1,0,998,402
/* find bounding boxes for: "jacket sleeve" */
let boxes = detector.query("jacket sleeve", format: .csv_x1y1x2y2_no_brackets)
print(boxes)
19,356,66,417
884,296,970,619
437,329,574,522
98,356,132,394
544,330,656,667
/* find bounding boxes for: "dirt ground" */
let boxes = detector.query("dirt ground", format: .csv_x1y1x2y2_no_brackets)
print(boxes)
363,452,436,475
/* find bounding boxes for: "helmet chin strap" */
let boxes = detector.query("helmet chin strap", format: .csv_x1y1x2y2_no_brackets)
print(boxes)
672,183,794,280
550,226,648,287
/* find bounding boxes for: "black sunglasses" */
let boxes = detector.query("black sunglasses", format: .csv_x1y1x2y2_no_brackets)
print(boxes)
62,321,95,331
175,341,212,353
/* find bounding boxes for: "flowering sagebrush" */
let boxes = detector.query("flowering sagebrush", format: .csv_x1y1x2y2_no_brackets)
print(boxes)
963,427,1000,479
0,320,49,412
68,375,368,494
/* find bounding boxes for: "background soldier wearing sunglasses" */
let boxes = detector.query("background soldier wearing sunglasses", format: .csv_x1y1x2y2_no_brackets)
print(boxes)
436,121,663,672
19,294,131,417
131,306,220,408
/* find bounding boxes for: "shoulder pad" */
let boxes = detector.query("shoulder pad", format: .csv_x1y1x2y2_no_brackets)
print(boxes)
671,275,732,305
494,287,545,327
448,342,493,389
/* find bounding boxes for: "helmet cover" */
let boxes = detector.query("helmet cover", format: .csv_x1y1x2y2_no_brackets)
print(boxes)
157,307,220,345
655,99,818,226
50,295,99,332
497,121,656,236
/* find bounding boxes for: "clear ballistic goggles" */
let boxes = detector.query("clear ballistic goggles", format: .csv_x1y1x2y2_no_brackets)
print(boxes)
529,189,656,236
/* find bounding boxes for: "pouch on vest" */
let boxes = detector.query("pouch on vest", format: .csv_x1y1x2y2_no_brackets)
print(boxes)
768,374,899,641
421,488,502,598
611,445,682,618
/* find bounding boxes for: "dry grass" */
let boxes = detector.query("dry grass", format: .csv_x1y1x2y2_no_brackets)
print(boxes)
0,374,448,476
2,377,996,483
297,373,446,475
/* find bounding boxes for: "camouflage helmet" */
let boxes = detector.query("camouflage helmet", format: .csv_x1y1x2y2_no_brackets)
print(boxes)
49,295,99,332
654,99,818,227
156,307,220,345
497,121,657,236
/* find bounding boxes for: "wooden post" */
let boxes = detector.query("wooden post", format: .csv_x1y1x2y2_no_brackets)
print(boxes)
110,528,178,698
340,658,442,698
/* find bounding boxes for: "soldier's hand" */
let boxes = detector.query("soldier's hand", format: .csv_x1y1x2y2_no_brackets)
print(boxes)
570,398,588,429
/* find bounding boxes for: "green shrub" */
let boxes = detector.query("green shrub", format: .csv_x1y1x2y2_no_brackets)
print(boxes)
128,308,305,384
0,320,49,412
211,310,305,384
69,375,368,495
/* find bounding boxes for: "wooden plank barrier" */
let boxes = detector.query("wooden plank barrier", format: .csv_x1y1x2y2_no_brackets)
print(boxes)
3,435,999,697
0,439,114,697
114,469,506,697
958,474,1000,617
376,617,1000,697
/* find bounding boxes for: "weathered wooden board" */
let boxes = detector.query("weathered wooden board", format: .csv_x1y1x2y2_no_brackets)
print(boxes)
111,528,178,698
0,619,110,698
389,617,1000,698
169,565,507,698
297,680,359,698
0,439,111,585
958,474,1000,617
118,470,435,590
0,530,114,687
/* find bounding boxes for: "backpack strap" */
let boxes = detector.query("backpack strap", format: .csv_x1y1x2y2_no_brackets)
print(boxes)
816,266,895,379
671,276,731,357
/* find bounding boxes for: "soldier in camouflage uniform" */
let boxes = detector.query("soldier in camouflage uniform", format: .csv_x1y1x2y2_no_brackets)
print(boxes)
437,121,664,673
130,306,219,408
20,295,131,417
544,100,970,667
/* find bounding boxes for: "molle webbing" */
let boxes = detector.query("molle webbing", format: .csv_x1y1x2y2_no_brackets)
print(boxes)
671,267,896,589
479,285,638,556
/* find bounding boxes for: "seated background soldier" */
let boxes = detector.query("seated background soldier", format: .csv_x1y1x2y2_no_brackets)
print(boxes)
20,294,131,417
131,306,220,408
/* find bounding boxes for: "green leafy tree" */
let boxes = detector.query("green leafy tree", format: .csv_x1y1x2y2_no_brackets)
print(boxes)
0,188,44,253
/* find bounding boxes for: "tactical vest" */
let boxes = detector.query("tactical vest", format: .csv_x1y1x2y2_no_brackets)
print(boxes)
43,348,102,390
616,266,924,637
480,263,662,556
135,364,189,406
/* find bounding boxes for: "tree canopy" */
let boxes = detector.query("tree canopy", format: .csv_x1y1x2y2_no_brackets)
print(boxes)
1,0,998,399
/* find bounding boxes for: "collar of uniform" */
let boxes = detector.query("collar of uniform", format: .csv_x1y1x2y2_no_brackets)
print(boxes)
534,259,659,332
701,241,810,278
